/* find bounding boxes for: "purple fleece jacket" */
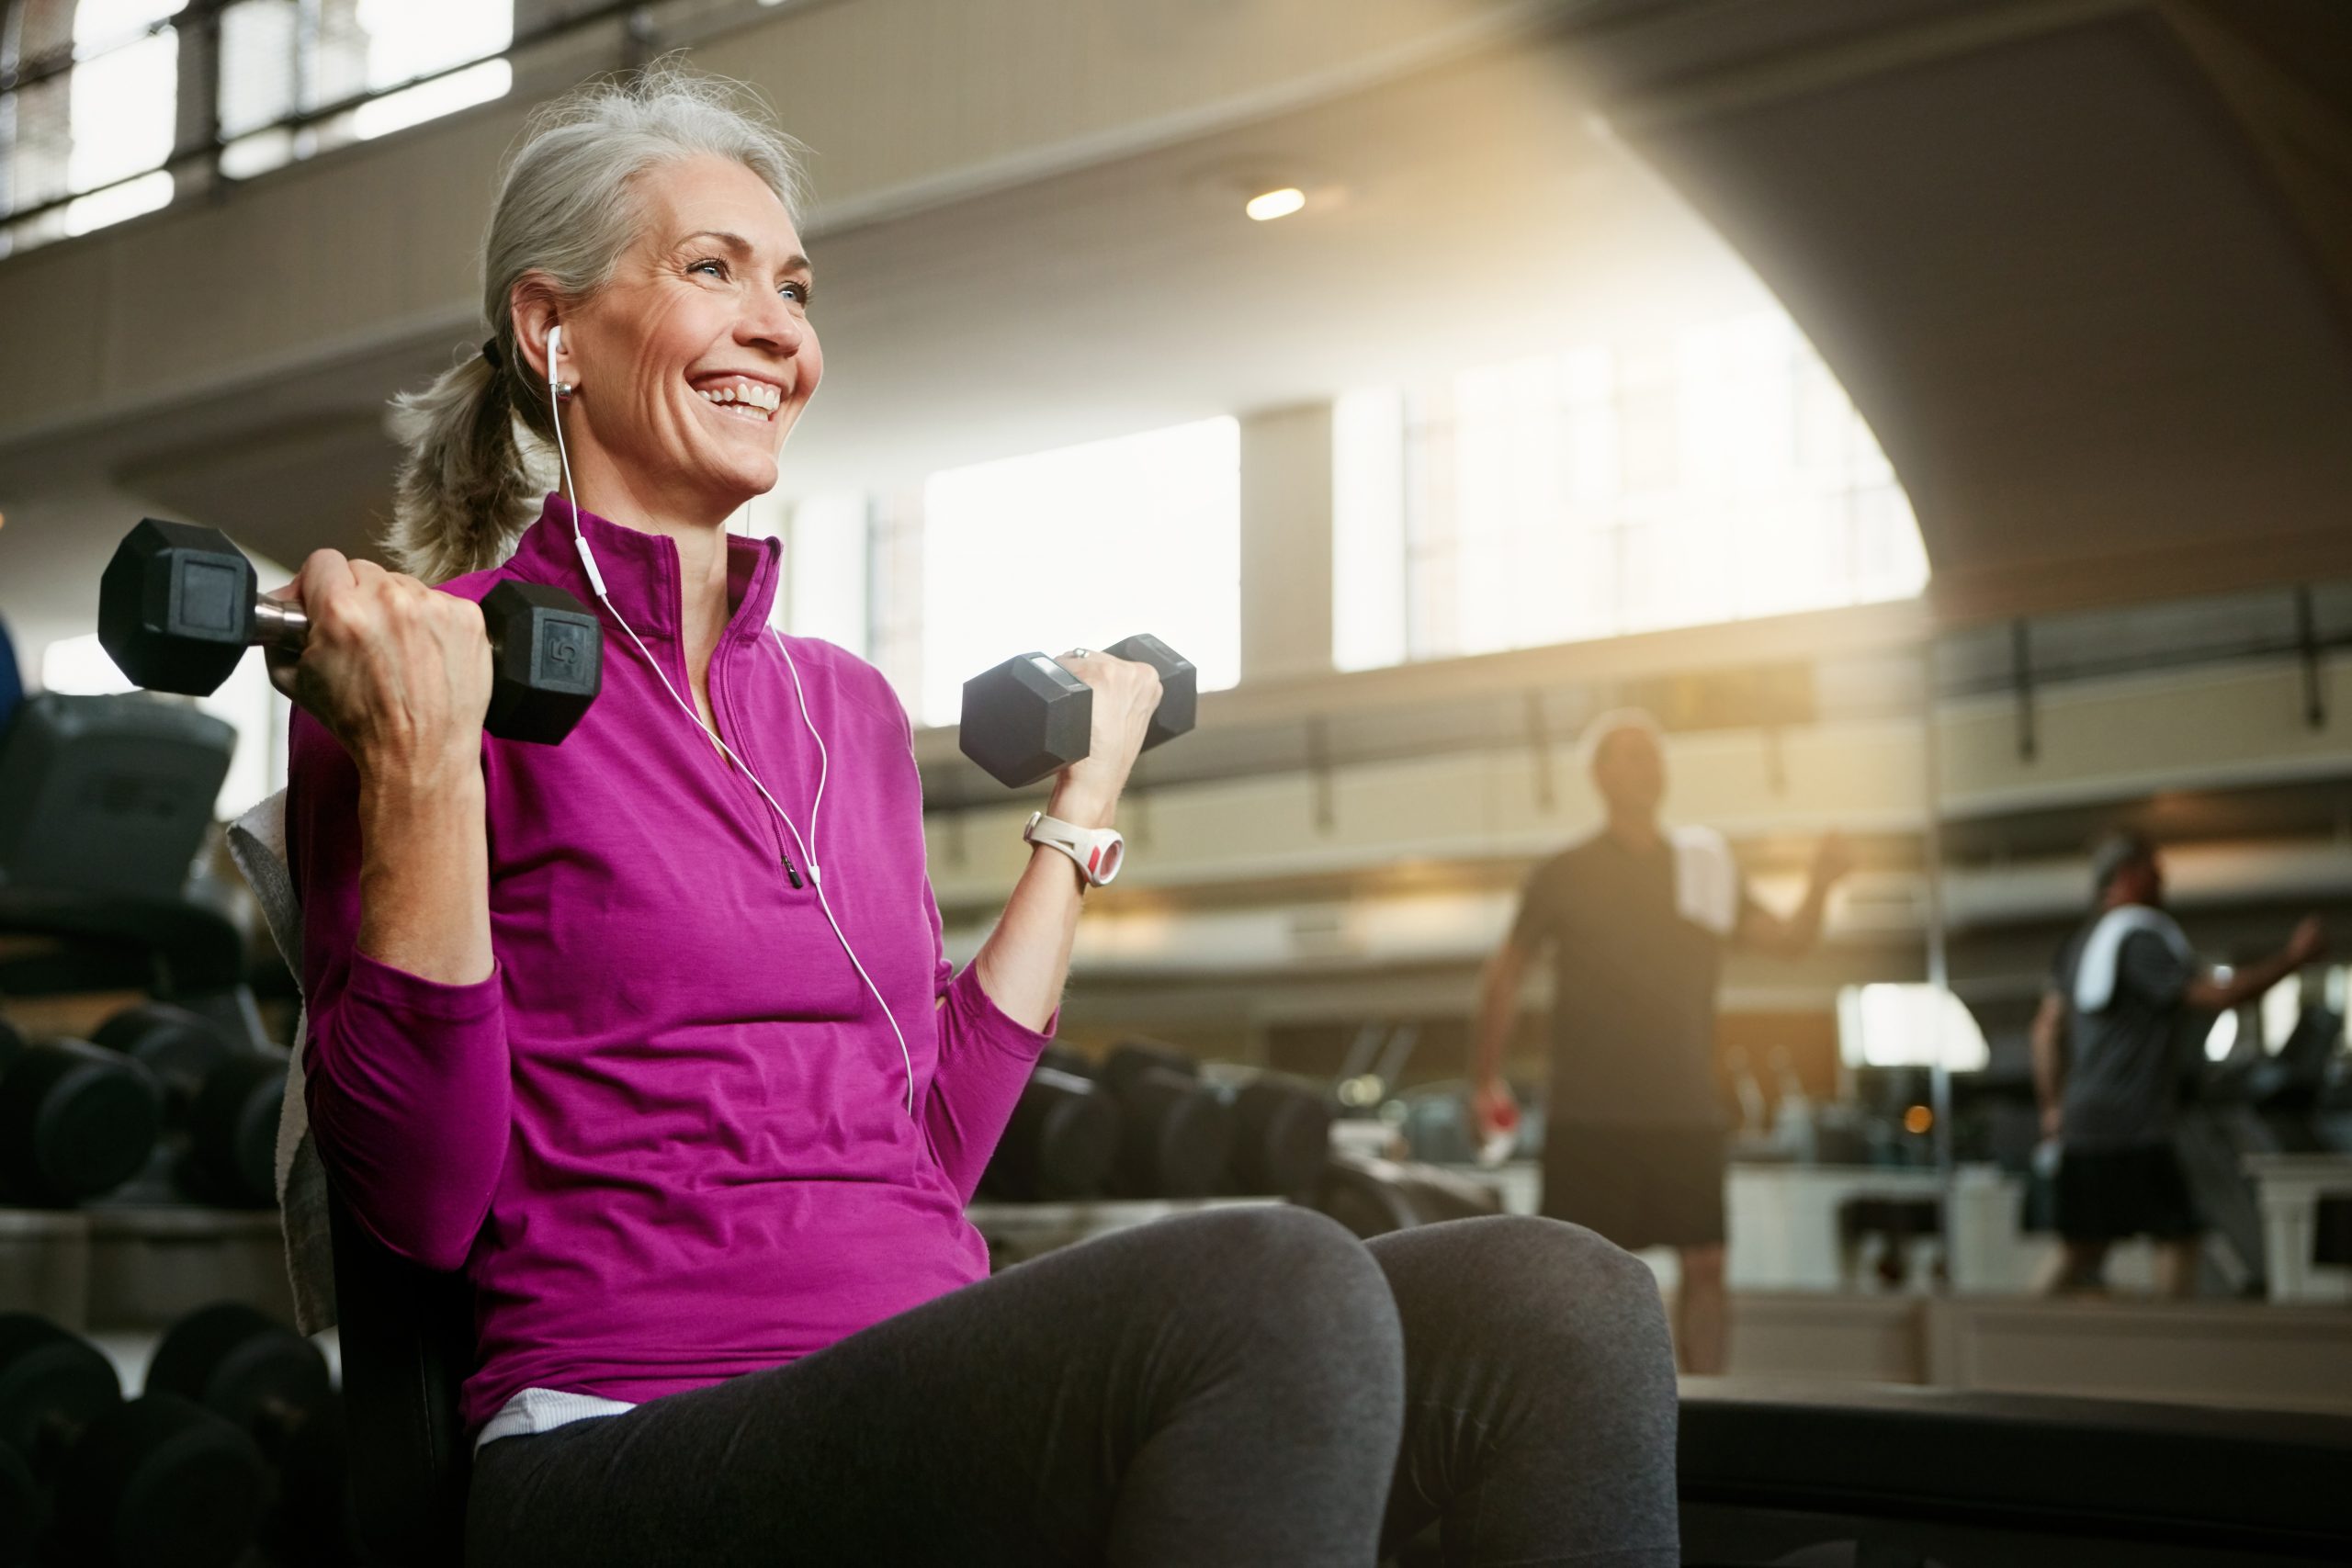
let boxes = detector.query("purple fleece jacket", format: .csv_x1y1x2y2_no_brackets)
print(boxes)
287,495,1052,1434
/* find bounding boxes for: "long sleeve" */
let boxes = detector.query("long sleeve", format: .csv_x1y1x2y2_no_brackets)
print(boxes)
287,710,511,1271
913,880,1057,1204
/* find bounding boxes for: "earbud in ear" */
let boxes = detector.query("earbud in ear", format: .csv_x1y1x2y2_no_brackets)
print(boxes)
547,323,575,400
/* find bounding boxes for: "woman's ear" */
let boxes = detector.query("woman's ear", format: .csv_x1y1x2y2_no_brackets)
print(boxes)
508,277,569,387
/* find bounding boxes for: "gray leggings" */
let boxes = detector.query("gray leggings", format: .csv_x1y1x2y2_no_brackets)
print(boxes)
466,1209,1679,1567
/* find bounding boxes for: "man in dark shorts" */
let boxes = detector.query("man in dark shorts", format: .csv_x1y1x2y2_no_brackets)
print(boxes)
2031,831,2324,1295
1470,709,1852,1373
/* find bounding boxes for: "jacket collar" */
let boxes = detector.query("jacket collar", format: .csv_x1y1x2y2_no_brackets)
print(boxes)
508,492,782,643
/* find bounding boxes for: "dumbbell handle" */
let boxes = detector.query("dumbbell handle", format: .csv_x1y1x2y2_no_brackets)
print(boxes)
249,596,309,649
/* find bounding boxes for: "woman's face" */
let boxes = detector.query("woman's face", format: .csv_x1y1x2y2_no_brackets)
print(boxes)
548,153,822,518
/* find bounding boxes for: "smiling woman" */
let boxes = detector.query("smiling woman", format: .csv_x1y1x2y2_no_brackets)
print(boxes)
271,59,1679,1568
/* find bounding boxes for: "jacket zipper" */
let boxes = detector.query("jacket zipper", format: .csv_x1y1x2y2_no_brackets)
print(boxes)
705,628,803,888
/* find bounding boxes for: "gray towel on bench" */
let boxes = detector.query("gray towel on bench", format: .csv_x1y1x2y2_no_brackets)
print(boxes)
225,789,338,1333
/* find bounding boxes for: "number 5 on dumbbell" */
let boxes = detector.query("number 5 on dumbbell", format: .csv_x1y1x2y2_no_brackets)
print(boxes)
959,634,1197,788
97,518,605,745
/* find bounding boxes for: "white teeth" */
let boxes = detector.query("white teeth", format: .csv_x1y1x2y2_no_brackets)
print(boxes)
696,381,779,417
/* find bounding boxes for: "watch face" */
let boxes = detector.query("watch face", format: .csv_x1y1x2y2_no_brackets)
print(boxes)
1091,836,1124,885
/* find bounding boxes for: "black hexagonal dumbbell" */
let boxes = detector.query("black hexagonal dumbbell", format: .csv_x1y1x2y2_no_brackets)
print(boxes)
98,517,603,745
147,1303,362,1568
90,1005,286,1211
957,633,1197,788
0,1016,163,1209
1097,1042,1236,1200
0,1312,266,1568
1217,1073,1335,1198
978,1060,1121,1202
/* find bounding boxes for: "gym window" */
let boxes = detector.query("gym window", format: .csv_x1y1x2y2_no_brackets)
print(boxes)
1332,310,1928,671
215,0,514,180
0,0,514,251
0,0,184,253
764,419,1243,730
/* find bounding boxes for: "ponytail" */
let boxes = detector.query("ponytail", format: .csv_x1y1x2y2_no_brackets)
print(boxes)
383,345,544,583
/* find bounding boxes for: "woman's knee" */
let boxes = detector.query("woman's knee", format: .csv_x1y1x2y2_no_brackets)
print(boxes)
1159,1205,1405,1376
1412,1214,1672,1364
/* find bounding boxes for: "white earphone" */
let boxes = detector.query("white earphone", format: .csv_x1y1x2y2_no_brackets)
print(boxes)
541,320,917,1115
547,323,575,399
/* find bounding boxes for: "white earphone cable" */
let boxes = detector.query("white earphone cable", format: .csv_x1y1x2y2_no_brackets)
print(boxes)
546,328,910,1113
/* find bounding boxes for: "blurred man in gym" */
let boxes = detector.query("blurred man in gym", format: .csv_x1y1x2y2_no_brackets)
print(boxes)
1471,709,1853,1374
2032,831,2324,1296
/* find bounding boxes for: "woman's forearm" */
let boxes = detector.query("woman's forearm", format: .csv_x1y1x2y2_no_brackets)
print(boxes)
968,784,1108,1032
964,646,1163,1032
356,761,494,987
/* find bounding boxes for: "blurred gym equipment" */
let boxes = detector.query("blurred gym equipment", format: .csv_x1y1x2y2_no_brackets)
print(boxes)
981,1050,1334,1201
978,1066,1121,1201
1216,1072,1334,1197
0,693,253,1010
0,1020,164,1210
1098,1042,1236,1200
1315,1154,1505,1240
92,1005,287,1211
146,1302,363,1567
0,694,230,903
0,1312,265,1568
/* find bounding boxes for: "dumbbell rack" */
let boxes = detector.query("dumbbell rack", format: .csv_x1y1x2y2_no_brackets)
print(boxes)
0,1203,291,1335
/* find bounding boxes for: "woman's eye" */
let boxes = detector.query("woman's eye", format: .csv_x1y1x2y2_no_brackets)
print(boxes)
690,258,727,279
782,281,810,304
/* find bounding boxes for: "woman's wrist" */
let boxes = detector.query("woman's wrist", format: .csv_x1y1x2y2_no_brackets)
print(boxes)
1044,781,1118,831
357,765,488,870
356,733,484,800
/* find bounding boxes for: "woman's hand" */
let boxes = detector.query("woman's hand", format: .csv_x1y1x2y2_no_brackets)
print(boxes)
266,549,492,787
1045,647,1163,829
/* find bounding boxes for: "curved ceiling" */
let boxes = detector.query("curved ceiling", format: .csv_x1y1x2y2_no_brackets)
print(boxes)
1579,0,2352,621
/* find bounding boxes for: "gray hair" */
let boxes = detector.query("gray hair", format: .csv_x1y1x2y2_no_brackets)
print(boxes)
384,60,810,582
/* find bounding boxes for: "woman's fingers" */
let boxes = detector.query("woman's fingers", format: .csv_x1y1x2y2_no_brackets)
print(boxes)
1055,651,1161,753
1044,648,1165,820
270,549,491,769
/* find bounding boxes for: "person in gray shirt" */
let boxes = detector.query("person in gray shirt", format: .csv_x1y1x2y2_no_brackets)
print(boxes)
2031,831,2324,1295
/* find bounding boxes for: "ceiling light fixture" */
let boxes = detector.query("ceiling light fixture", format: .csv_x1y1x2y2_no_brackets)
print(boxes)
1245,186,1306,221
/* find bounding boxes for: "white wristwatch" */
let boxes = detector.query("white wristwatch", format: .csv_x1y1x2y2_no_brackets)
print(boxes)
1023,811,1125,888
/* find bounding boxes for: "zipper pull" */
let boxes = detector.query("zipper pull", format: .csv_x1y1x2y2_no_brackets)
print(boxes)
783,852,804,889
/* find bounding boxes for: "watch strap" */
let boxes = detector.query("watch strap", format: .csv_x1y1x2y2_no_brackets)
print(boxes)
1023,811,1125,887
